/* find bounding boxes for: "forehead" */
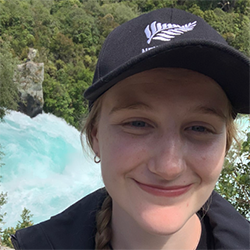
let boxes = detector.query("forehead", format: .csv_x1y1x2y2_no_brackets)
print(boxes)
102,68,229,110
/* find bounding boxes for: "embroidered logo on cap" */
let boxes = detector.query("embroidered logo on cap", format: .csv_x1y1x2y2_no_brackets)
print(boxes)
144,21,197,44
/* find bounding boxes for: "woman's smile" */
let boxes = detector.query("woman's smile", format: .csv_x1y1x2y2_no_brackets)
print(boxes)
134,180,193,197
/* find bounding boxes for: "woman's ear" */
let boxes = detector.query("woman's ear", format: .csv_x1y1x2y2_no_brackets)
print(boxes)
91,125,100,156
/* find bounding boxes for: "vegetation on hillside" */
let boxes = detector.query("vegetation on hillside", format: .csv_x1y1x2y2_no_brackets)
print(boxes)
0,41,19,120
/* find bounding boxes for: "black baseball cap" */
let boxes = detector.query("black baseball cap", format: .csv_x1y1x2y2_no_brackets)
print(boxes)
84,8,250,114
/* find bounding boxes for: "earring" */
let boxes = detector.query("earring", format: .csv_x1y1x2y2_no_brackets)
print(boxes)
94,155,101,163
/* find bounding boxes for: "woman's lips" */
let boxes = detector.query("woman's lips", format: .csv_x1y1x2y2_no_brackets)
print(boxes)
135,181,192,197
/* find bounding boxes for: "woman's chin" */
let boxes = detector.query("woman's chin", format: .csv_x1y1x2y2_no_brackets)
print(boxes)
135,207,197,236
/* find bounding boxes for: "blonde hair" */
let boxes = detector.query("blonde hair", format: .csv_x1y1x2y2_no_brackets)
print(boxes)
82,97,103,151
80,93,237,250
95,194,112,249
81,96,113,250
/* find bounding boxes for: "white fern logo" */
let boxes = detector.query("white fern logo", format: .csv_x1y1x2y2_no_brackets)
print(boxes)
144,21,197,44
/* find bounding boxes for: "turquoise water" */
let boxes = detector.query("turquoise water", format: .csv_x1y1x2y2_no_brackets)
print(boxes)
0,111,103,229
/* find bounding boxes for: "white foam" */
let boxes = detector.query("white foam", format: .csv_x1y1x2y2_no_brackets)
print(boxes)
0,111,103,229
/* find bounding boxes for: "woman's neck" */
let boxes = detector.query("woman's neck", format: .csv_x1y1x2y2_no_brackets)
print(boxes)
111,203,201,250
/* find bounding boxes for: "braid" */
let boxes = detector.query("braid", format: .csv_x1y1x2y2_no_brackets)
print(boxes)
95,194,113,250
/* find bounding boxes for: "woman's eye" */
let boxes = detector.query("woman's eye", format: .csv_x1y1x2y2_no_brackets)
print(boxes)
129,121,147,127
120,119,153,134
189,126,209,133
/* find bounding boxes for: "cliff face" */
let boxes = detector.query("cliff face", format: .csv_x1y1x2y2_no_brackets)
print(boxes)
14,48,44,118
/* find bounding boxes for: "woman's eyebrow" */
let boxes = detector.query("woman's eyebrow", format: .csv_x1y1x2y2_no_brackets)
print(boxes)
109,102,151,115
193,105,227,121
109,103,227,120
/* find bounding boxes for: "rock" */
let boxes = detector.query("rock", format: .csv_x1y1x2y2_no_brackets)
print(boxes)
14,48,44,118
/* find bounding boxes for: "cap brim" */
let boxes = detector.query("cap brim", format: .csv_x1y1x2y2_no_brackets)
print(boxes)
84,40,250,114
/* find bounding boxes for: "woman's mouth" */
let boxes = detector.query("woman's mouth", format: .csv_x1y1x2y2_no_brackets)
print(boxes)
135,181,192,197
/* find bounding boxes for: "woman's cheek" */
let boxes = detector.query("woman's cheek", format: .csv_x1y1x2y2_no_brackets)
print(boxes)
188,138,226,183
100,129,148,173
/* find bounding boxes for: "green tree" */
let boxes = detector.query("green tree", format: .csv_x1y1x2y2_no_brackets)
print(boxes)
216,116,250,219
0,192,7,231
0,147,8,238
43,74,75,125
1,208,33,247
100,2,139,24
0,41,19,119
50,33,75,62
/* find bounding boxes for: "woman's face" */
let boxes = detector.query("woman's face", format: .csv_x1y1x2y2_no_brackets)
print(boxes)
92,68,228,235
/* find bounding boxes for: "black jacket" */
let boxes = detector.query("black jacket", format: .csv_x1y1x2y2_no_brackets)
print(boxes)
11,189,250,249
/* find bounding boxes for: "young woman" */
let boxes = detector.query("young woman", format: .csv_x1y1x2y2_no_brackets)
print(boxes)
12,8,249,250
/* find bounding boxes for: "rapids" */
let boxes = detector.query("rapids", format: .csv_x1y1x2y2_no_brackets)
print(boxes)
0,111,103,229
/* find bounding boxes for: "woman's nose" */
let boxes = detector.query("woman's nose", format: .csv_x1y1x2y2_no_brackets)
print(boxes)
147,134,186,180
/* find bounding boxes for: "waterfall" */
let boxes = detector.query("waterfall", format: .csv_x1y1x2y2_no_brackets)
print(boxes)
0,111,103,229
